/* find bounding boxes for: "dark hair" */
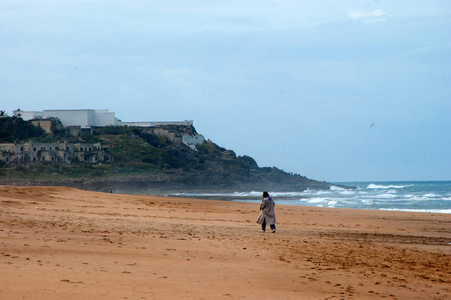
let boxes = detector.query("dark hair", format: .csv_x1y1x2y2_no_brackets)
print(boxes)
263,191,269,198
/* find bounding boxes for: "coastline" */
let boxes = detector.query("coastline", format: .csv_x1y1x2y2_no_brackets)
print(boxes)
1,185,450,299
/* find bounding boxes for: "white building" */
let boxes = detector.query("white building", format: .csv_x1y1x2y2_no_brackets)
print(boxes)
18,111,43,120
182,135,205,151
18,109,119,128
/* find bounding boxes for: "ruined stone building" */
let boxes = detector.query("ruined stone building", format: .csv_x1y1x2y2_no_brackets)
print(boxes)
0,142,112,165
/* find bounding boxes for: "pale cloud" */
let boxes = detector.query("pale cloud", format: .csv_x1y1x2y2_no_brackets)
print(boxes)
349,9,392,23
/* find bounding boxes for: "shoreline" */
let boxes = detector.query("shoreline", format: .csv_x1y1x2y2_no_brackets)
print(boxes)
1,185,450,299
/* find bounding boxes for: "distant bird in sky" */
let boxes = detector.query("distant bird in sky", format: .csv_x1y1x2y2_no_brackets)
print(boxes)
370,122,374,127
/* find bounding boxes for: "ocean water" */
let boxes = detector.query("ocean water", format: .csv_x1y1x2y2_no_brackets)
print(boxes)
170,181,451,214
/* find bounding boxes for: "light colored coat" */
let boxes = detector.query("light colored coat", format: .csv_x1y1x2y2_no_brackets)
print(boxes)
256,197,276,225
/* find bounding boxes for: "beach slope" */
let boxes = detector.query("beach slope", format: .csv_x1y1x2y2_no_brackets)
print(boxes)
0,186,450,299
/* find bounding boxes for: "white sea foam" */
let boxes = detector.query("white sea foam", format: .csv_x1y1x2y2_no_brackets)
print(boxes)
409,195,445,201
371,193,398,199
300,190,331,197
327,201,338,207
330,185,346,191
307,197,328,203
339,190,356,195
423,193,440,198
270,191,303,197
367,183,411,189
247,191,263,196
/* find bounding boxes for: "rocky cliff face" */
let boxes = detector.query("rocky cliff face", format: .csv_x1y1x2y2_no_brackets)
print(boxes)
0,124,336,194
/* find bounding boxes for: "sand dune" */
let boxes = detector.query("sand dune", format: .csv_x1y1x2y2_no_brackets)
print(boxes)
1,185,450,299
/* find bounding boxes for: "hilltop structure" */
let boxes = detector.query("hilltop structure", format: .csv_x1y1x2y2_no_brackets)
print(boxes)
17,109,194,129
15,109,205,150
1,109,204,165
18,109,119,128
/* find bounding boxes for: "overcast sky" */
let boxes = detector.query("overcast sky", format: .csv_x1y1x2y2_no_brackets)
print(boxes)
1,0,450,182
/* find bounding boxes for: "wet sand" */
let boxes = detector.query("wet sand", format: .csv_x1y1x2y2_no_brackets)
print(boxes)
1,185,450,299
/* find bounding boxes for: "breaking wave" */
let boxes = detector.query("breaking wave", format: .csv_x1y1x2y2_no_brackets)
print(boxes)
367,183,412,189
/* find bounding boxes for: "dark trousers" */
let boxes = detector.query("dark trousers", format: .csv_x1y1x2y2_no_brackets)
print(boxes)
262,218,276,231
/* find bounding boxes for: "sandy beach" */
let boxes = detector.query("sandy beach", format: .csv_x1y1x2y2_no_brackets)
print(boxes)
0,186,450,299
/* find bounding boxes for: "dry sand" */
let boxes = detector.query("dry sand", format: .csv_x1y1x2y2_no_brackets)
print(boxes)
0,185,450,299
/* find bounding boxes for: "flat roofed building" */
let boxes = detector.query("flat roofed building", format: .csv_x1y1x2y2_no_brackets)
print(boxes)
18,111,43,120
18,109,118,128
42,109,118,128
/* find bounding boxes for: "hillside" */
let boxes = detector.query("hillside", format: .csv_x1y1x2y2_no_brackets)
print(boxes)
0,116,334,193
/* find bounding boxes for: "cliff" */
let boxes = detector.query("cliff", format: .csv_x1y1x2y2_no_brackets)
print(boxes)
0,119,335,193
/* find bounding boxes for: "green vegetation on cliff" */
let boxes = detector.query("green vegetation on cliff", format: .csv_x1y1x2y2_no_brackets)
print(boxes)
0,115,333,191
0,117,253,179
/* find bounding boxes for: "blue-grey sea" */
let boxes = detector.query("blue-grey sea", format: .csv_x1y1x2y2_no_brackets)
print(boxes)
171,181,451,214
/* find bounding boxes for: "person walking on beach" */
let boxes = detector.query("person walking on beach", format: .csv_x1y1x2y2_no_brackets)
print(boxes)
256,191,276,233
